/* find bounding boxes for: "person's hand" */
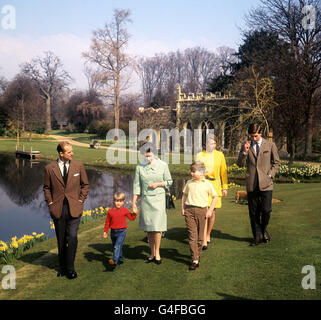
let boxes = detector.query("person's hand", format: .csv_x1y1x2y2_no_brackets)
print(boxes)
206,209,213,218
149,182,160,189
132,203,138,214
181,209,185,216
243,140,251,154
222,189,227,197
103,232,108,239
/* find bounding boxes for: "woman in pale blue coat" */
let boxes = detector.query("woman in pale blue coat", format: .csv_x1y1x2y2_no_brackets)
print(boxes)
132,143,172,265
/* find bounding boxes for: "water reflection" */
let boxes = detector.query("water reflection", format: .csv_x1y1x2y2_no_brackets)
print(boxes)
0,154,186,242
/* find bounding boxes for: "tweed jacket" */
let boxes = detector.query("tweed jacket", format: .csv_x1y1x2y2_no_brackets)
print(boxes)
237,138,280,192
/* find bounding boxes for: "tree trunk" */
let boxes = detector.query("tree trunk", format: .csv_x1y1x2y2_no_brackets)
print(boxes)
114,78,120,140
304,110,313,157
288,135,295,165
20,98,25,132
46,96,51,132
220,121,225,151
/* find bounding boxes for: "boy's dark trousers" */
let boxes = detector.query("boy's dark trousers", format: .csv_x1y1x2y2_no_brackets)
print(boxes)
110,228,127,264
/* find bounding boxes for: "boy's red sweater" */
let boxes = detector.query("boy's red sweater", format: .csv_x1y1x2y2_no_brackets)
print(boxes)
104,207,137,232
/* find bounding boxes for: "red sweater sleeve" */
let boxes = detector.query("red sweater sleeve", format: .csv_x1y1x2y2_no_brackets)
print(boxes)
104,212,111,233
125,208,137,221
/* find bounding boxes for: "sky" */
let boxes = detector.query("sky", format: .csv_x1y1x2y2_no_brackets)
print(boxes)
0,0,262,91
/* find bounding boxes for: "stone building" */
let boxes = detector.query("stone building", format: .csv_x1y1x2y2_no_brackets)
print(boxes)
135,85,284,156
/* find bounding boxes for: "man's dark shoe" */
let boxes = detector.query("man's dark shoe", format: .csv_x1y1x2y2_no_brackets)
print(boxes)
189,262,199,270
67,271,77,279
57,271,66,277
250,238,261,246
263,232,271,243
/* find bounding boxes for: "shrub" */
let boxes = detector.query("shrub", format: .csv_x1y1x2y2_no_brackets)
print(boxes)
88,120,101,134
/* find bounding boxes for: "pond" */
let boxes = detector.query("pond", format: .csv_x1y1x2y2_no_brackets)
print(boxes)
0,154,186,242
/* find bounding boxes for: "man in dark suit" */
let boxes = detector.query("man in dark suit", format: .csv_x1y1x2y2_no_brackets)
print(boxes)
237,124,280,246
44,142,89,279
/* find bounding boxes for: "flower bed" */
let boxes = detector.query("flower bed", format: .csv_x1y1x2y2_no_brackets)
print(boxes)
228,163,321,181
0,233,47,264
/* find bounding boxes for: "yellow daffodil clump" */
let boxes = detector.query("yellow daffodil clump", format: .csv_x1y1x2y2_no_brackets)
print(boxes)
0,233,46,264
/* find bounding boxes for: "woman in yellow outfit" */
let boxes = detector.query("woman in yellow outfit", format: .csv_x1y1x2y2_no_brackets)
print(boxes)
196,134,228,249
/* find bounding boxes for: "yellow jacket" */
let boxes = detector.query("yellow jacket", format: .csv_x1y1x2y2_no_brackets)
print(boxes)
195,150,228,197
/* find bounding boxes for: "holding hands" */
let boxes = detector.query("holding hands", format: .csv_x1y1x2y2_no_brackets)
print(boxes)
132,203,138,214
148,182,165,189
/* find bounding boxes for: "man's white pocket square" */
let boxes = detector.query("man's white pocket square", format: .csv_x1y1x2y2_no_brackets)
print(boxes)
74,173,79,176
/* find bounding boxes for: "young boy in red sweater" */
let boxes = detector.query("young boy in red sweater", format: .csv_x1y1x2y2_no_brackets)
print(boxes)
103,192,137,268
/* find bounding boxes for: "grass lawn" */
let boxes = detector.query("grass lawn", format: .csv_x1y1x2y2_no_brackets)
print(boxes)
0,183,320,300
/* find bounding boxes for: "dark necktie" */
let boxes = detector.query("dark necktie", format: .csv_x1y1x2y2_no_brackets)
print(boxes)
256,142,260,156
63,162,68,185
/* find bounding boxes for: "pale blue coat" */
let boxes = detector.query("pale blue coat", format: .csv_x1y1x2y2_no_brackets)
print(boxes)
133,158,172,232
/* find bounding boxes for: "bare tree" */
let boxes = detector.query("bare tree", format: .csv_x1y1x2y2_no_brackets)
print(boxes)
0,67,8,96
245,0,321,155
119,93,142,122
83,9,133,138
2,74,45,134
136,54,167,106
83,63,103,93
20,51,72,131
216,46,238,76
137,47,221,107
184,47,220,94
238,66,278,136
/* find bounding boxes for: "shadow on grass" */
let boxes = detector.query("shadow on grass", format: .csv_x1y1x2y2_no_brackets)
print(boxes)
165,227,251,244
212,230,252,243
84,243,149,272
19,251,59,271
216,292,250,300
84,241,191,269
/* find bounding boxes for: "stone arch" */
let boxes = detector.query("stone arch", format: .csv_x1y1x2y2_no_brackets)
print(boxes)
198,119,215,149
183,121,192,130
182,121,193,151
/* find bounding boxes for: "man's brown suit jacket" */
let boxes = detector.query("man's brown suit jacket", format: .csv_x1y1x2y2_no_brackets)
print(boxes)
44,159,89,219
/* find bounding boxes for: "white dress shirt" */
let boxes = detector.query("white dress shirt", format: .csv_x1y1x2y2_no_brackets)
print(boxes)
252,137,263,156
57,158,70,176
